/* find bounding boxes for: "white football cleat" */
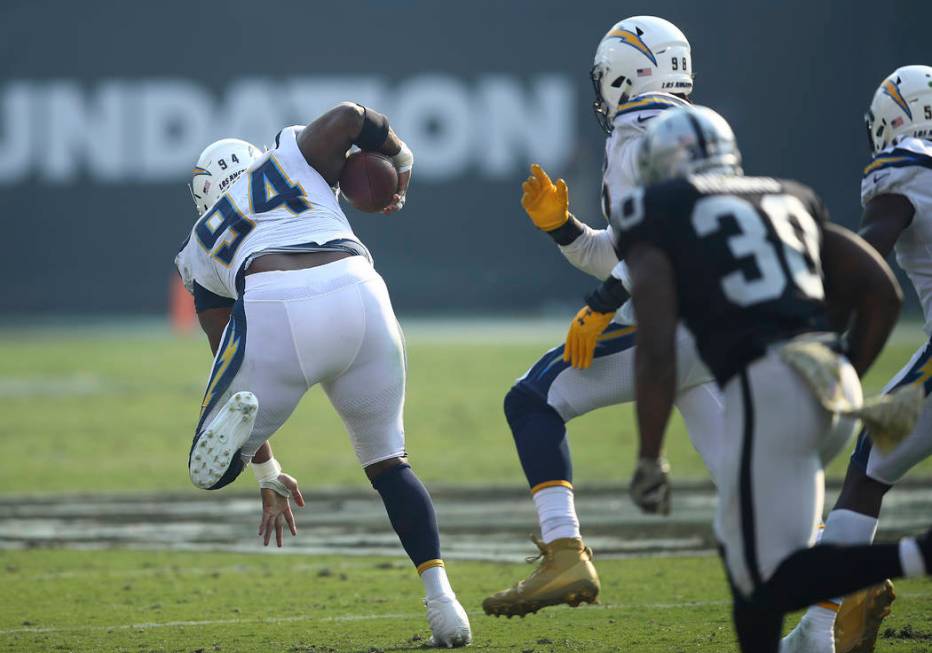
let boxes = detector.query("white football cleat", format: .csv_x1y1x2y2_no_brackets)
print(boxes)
781,616,835,653
189,391,258,489
425,595,472,648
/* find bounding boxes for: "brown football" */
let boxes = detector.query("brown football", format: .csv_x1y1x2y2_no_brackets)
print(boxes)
339,151,398,213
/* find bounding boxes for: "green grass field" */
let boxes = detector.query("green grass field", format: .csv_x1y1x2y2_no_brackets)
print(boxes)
2,549,931,653
1,320,931,652
2,320,931,494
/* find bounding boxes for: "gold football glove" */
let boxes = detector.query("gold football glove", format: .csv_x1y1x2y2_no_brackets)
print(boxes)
521,163,569,231
564,306,615,369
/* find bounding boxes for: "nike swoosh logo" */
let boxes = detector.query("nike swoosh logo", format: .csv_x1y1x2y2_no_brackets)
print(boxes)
873,173,890,183
637,115,654,123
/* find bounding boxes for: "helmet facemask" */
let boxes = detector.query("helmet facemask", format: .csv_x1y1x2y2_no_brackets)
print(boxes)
864,109,882,154
590,64,634,134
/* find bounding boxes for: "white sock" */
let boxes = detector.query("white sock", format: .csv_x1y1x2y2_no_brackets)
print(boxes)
799,510,880,628
820,509,879,545
421,565,455,600
898,538,927,578
533,485,581,544
799,604,838,636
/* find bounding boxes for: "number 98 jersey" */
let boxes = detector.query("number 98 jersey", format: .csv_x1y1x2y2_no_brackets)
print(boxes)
175,126,370,301
610,175,830,385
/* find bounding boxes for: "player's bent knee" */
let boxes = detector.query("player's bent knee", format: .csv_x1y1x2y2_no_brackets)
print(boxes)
365,456,408,483
503,384,563,434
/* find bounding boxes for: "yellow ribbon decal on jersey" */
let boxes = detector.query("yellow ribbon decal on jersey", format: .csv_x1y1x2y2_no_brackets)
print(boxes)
615,94,684,113
863,155,910,175
200,335,241,416
882,78,913,120
606,28,657,66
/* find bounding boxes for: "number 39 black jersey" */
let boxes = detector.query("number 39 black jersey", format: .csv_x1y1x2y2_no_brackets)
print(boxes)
611,175,830,385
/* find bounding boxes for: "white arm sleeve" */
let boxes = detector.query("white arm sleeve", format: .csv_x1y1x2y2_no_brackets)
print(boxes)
558,223,620,281
609,260,632,290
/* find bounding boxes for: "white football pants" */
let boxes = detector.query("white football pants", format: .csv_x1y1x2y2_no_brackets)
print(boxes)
717,348,863,598
196,256,406,467
515,324,725,483
850,337,932,485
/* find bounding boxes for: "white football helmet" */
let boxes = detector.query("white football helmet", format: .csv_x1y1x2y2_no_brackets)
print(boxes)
865,65,932,154
637,106,742,184
189,138,261,215
591,16,693,133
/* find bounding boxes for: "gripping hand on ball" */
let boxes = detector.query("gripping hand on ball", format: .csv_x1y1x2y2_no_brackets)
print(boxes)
381,168,410,215
629,458,671,516
564,305,615,369
521,164,570,231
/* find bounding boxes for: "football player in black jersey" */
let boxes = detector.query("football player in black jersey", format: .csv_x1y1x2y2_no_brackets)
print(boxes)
564,106,932,653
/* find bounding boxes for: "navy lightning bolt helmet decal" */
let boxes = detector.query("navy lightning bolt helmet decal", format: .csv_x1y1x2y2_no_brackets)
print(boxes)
605,28,657,66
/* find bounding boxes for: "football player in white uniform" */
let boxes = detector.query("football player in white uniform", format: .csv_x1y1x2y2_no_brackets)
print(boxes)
175,103,471,648
483,16,725,617
783,65,932,653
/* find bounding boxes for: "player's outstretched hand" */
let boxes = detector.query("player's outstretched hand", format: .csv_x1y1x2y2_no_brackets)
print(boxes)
521,163,569,231
258,473,306,548
564,305,615,369
629,458,672,516
381,169,411,215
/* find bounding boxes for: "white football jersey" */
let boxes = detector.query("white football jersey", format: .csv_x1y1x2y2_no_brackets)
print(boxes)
602,92,692,216
861,137,932,334
176,126,370,299
560,92,689,323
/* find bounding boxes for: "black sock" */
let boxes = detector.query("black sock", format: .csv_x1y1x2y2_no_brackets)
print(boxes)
918,529,932,571
371,463,441,567
761,543,903,613
733,591,783,653
504,385,572,488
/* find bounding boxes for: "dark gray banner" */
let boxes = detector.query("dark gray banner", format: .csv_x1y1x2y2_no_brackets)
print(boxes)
1,1,929,314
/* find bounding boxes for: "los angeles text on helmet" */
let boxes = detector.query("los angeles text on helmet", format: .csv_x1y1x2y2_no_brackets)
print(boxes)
0,75,575,185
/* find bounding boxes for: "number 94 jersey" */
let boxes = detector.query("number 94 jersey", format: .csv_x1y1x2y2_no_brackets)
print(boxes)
175,126,369,300
610,175,830,385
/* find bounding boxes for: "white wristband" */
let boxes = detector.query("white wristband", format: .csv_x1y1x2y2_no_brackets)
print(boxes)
251,457,281,484
392,141,413,173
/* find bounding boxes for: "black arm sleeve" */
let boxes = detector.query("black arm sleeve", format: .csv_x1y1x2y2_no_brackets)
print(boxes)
353,105,390,151
545,214,586,246
585,276,630,313
193,281,235,313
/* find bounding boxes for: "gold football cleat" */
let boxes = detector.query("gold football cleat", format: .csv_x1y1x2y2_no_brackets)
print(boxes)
482,535,600,617
835,580,896,653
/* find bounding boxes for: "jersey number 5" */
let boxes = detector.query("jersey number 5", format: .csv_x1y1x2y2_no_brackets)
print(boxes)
195,156,310,266
691,194,823,307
